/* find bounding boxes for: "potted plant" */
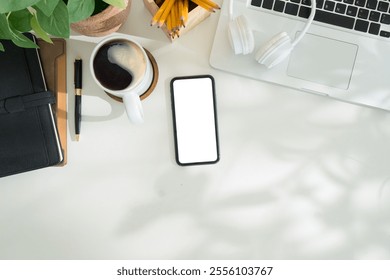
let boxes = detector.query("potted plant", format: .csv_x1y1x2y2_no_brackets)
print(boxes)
0,0,129,51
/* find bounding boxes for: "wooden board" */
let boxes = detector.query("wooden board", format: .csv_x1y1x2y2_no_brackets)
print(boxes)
38,39,68,166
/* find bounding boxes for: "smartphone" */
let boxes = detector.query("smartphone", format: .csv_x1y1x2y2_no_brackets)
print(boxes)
170,75,220,166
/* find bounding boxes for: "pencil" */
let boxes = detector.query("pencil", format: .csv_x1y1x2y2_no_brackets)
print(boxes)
176,1,182,37
157,0,177,27
166,6,173,36
196,0,220,9
182,0,189,27
171,0,177,31
151,0,175,26
190,0,215,12
175,0,182,29
178,0,184,25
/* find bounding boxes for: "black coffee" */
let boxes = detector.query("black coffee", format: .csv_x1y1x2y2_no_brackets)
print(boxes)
93,40,146,91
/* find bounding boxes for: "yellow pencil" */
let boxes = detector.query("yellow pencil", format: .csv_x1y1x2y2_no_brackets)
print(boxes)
171,0,177,31
151,0,175,26
166,6,173,36
182,0,189,27
178,0,184,25
157,0,177,27
197,0,220,9
176,0,182,29
151,0,168,25
190,0,215,12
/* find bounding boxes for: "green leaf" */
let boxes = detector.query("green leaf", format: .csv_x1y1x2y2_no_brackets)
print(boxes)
67,0,95,23
0,0,41,13
103,0,126,9
36,1,70,38
0,14,37,50
10,32,39,49
31,15,52,43
34,0,60,17
8,9,33,33
8,23,39,49
0,14,12,39
0,42,4,52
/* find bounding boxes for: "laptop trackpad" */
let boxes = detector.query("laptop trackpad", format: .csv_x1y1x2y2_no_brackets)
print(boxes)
287,33,358,90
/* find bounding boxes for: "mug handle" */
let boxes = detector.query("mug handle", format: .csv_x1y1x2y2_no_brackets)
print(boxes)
123,92,144,124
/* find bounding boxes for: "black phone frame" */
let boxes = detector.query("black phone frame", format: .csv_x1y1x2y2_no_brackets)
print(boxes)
170,74,220,166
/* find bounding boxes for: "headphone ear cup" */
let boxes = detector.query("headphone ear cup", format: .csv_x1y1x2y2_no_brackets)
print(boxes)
228,18,244,55
237,15,255,55
228,15,254,55
255,32,293,68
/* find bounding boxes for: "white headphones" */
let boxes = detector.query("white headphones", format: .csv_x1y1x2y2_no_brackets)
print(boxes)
228,0,316,68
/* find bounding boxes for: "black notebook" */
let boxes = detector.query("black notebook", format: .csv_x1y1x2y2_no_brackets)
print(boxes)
0,34,63,178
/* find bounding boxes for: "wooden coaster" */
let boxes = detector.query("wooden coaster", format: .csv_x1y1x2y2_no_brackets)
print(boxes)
105,48,159,102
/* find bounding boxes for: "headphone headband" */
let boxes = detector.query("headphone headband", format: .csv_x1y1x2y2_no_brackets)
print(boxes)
229,0,317,47
290,0,317,47
228,0,317,68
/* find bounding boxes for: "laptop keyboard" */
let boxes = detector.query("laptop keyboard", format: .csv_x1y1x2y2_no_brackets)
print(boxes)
249,0,390,38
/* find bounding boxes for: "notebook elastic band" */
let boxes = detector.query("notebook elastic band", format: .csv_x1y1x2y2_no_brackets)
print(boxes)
0,91,55,114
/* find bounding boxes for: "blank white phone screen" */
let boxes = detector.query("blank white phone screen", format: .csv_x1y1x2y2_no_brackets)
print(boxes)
171,76,219,165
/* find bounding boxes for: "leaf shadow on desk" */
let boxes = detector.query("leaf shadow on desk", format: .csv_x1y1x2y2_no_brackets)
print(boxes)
114,66,390,259
115,167,283,259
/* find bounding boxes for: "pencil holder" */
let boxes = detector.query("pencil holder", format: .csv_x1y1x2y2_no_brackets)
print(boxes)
143,0,212,41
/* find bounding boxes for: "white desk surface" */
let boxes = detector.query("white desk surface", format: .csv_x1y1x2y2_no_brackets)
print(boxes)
1,0,390,260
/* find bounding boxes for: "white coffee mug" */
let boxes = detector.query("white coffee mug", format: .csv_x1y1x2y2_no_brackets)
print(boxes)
90,35,153,124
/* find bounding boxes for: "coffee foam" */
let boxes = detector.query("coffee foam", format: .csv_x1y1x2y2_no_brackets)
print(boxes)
107,41,146,89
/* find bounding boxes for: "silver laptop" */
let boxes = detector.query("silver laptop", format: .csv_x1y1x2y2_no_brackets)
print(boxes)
210,0,390,110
